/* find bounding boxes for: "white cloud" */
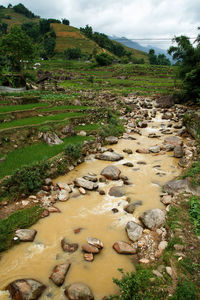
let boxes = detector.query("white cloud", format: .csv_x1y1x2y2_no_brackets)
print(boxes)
1,0,199,49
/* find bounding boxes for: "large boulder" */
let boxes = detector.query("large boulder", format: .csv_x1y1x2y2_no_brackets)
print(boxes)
101,165,121,180
95,151,123,161
49,261,71,286
149,146,160,153
6,279,46,300
105,136,118,144
108,186,125,197
15,229,37,242
65,282,94,300
156,95,174,108
113,241,136,254
174,146,184,158
163,178,196,195
74,178,98,190
163,136,183,147
125,221,143,242
58,190,70,202
140,209,165,230
43,131,63,145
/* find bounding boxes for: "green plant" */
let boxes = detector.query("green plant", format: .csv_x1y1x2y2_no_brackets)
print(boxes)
181,160,200,186
0,205,43,252
95,53,114,66
108,267,167,300
171,280,198,300
189,196,200,234
65,142,82,159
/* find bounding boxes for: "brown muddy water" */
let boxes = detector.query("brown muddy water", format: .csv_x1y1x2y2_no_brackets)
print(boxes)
0,117,182,300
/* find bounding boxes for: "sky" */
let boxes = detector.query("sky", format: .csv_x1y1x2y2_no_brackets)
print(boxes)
1,0,199,49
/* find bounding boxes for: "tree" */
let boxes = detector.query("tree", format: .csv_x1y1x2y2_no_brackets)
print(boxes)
95,53,113,66
0,22,8,35
21,22,40,42
148,49,157,65
62,19,70,25
13,3,36,18
168,30,200,102
0,26,36,72
64,47,82,60
39,19,51,35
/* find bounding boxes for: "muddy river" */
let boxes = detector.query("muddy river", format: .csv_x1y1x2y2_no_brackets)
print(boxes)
0,116,181,299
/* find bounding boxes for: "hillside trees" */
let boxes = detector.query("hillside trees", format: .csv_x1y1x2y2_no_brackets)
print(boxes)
62,19,70,25
149,49,170,65
13,3,37,18
0,26,36,72
168,30,200,102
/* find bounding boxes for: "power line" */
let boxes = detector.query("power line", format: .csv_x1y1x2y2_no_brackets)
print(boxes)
111,37,196,41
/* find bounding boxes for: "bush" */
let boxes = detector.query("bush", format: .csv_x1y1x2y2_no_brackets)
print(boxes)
65,143,82,159
62,19,70,25
1,161,50,199
95,53,113,66
64,47,82,60
171,280,198,300
189,196,200,235
13,3,36,18
108,267,167,300
100,114,124,137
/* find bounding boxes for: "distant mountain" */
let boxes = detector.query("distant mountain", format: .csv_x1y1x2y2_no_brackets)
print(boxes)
109,36,173,62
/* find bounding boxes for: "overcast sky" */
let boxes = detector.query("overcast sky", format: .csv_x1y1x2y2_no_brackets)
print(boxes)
1,0,199,49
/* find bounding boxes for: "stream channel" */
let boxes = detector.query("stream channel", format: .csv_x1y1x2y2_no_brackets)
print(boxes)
0,115,182,300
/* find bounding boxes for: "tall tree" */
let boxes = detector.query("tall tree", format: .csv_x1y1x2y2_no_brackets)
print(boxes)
0,26,36,72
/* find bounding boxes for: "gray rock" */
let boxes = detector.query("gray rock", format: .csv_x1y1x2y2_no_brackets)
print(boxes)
149,146,160,153
174,146,184,158
123,148,133,154
77,131,87,137
43,131,63,145
74,178,98,190
163,144,175,151
105,136,118,144
65,282,94,300
124,203,136,214
113,241,136,254
61,124,75,136
6,279,46,300
15,229,37,242
49,261,71,286
58,190,69,202
108,186,125,197
123,162,134,167
126,221,143,242
140,209,165,230
87,237,103,249
95,151,123,161
83,175,98,182
164,136,182,147
164,179,192,195
101,165,121,180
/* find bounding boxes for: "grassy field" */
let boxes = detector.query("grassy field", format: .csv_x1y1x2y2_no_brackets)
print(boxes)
0,135,92,178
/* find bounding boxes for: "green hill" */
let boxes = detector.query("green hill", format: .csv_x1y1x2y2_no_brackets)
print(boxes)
0,5,148,61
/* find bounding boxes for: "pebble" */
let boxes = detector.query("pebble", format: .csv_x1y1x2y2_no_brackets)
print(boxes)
166,266,173,277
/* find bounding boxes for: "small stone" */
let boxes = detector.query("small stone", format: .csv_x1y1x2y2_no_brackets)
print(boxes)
58,190,69,202
149,146,160,153
123,162,134,167
113,241,137,254
65,282,94,300
166,266,173,277
105,136,118,144
99,190,106,195
61,239,79,253
161,195,172,205
136,148,149,154
101,165,121,180
49,261,71,286
152,270,164,279
82,243,99,254
84,253,94,262
174,244,184,251
123,148,133,154
15,229,37,242
73,228,83,234
79,187,86,195
139,258,150,264
158,241,168,251
87,237,103,249
126,221,143,242
112,208,119,213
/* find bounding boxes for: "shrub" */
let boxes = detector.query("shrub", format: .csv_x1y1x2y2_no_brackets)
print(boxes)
13,3,36,18
64,47,82,60
62,19,70,25
99,114,124,137
189,196,200,234
1,161,50,199
171,280,198,300
108,267,167,300
95,53,114,66
65,143,82,160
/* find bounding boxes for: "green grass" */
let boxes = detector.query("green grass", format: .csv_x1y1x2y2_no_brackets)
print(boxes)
0,205,43,252
189,196,200,235
0,112,87,130
38,105,94,112
0,103,49,114
181,160,200,186
0,135,92,178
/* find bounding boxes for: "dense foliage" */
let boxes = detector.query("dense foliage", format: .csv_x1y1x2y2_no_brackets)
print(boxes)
168,29,200,102
64,47,82,60
0,26,36,72
13,3,37,18
149,49,170,65
65,142,82,159
62,18,70,25
95,53,114,66
0,22,8,35
80,25,130,58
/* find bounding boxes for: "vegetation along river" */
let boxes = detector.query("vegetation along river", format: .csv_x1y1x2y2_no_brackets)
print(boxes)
0,115,182,300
